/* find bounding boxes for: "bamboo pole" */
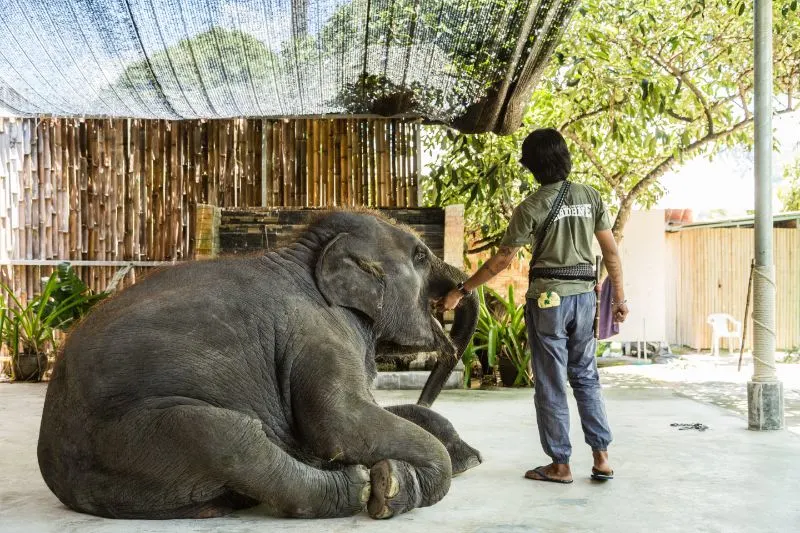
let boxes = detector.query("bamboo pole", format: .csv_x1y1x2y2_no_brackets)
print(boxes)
224,121,233,207
340,120,348,206
297,120,305,207
266,121,273,206
41,122,51,259
332,120,340,207
368,120,376,206
79,121,88,259
171,120,180,260
412,120,421,207
320,120,328,206
135,120,144,259
272,120,281,206
68,122,77,259
55,120,65,258
304,119,312,207
312,119,320,206
282,120,291,207
32,120,41,261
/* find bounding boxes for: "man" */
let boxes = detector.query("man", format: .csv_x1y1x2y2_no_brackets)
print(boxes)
439,128,628,483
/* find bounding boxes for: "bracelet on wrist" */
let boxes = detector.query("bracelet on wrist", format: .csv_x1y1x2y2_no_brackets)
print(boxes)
456,282,472,296
611,299,627,305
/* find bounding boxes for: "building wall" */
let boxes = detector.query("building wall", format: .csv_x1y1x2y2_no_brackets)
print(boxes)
666,227,800,350
613,209,668,344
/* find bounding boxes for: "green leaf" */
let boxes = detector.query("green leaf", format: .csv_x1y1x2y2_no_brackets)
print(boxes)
486,327,498,367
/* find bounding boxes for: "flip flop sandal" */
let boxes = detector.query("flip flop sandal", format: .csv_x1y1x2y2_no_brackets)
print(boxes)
524,466,574,484
591,467,614,481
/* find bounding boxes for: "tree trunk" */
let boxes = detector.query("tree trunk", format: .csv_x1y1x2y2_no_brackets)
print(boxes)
611,192,636,248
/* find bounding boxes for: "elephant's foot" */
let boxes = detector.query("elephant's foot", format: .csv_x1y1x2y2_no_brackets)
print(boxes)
367,460,419,519
383,404,483,476
340,465,372,516
449,439,483,476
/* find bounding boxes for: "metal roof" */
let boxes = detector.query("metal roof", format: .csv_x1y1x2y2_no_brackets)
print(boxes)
668,211,800,231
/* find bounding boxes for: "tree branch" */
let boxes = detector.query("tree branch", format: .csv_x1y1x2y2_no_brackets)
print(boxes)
626,107,795,202
563,130,614,184
634,37,715,136
627,119,751,201
559,102,621,131
468,239,502,255
666,109,696,122
739,82,752,119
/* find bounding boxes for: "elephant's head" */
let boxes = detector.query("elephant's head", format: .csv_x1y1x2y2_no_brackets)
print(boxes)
312,211,478,401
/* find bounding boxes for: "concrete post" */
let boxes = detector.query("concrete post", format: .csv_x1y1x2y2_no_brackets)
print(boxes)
748,0,783,430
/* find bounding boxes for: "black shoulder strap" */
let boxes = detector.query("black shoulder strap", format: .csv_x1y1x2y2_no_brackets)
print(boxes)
530,180,571,266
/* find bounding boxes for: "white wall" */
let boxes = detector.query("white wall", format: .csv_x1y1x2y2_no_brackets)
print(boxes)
599,209,667,344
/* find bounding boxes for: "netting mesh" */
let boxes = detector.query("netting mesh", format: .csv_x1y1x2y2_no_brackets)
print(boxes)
0,0,576,133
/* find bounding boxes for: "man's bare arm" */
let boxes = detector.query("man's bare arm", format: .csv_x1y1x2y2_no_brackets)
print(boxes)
595,229,628,322
461,246,520,291
438,246,520,310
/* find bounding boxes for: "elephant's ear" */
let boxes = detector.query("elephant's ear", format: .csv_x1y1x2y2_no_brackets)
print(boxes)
316,233,385,320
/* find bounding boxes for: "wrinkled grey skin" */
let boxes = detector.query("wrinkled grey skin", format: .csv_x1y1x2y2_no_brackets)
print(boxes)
38,211,481,520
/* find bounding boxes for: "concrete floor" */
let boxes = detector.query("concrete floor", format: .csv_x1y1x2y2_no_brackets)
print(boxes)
2,377,800,533
603,354,800,434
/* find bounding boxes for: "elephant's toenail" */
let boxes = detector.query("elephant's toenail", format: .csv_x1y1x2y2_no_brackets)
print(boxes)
360,484,371,504
387,474,400,498
377,506,393,519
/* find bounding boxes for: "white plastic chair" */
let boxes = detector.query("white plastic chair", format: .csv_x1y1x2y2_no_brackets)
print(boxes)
706,314,742,356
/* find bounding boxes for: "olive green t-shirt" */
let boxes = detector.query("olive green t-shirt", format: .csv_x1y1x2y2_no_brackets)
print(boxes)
499,181,612,299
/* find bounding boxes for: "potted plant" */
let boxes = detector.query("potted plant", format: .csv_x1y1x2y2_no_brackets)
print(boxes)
1,265,106,382
469,286,532,387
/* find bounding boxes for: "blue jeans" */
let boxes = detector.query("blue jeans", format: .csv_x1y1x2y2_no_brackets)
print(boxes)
526,292,612,464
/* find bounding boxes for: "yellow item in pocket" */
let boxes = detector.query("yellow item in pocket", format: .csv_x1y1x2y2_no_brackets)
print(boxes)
538,291,561,309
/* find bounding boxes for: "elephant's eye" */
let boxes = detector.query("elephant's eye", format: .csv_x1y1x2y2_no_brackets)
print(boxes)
414,248,428,264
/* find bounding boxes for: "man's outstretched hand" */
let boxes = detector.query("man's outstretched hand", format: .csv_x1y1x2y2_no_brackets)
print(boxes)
436,289,463,312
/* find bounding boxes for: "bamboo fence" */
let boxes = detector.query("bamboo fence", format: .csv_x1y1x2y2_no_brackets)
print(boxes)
665,227,800,351
0,117,422,301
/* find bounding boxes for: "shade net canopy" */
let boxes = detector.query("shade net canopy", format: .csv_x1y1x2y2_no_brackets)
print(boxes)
0,0,576,133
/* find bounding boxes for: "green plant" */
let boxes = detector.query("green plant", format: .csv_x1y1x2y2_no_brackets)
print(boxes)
460,341,475,387
1,275,90,356
595,341,611,357
0,267,108,381
468,285,531,387
780,157,800,212
43,263,109,331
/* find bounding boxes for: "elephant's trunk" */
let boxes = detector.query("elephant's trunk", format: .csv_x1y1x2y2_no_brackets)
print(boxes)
418,259,479,408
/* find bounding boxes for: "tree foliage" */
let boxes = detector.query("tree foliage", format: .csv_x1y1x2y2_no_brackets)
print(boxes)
325,0,529,114
117,28,278,93
781,157,800,212
424,0,800,247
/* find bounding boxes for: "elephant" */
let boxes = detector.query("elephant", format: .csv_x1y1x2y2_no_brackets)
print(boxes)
37,209,481,520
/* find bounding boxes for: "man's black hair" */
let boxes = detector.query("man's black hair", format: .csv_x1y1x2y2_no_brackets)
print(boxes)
519,128,572,185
